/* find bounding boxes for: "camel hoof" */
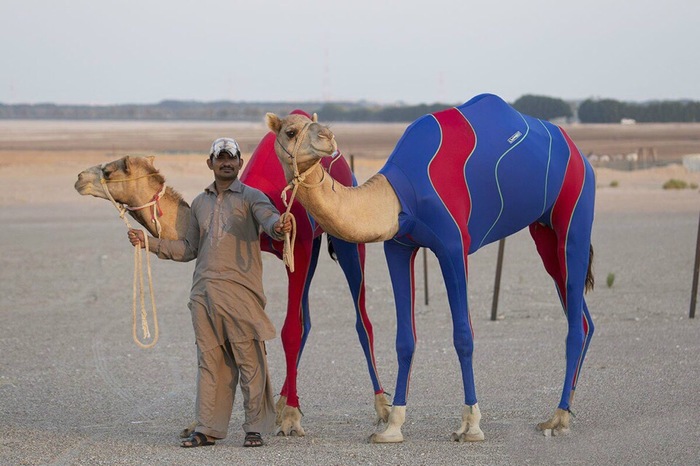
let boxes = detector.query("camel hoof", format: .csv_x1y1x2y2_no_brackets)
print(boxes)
179,421,197,439
451,429,485,442
537,408,571,436
275,406,305,437
374,393,391,424
452,404,484,442
368,431,403,443
276,428,303,437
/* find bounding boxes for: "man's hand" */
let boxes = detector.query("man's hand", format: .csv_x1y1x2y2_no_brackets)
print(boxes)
274,214,293,234
128,229,146,248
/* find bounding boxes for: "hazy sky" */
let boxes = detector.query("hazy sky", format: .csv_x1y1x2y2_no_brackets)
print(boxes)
1,0,698,105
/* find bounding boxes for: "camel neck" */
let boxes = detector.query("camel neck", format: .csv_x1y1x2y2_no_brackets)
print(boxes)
293,170,401,243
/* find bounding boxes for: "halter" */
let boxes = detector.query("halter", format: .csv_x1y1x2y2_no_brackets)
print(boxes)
100,165,167,237
99,163,160,349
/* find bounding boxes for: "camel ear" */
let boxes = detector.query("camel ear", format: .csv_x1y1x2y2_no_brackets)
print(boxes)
123,155,132,175
266,113,281,133
312,113,318,123
146,155,156,167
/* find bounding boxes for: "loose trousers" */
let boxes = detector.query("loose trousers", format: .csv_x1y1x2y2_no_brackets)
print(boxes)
190,301,276,439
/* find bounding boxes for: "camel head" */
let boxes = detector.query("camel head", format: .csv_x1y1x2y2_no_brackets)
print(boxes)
266,112,337,180
74,155,164,205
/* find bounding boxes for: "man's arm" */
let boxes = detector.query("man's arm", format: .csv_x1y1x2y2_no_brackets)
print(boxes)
250,193,291,241
126,205,200,262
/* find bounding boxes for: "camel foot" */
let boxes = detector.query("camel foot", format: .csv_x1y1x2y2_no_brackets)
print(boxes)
451,404,485,442
537,408,571,436
374,392,391,425
276,405,305,437
369,405,405,444
179,421,197,439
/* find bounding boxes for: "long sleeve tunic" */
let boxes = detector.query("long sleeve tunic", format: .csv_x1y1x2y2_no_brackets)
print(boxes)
149,179,284,346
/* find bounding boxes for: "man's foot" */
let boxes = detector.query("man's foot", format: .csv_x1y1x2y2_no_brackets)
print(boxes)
180,432,215,448
243,432,263,447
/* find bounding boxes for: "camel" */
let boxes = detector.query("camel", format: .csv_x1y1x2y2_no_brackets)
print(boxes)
266,93,596,443
74,121,390,437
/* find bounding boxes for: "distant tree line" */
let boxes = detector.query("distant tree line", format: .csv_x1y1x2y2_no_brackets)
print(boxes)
577,99,700,123
0,100,321,121
511,95,573,121
315,102,449,122
1,95,698,123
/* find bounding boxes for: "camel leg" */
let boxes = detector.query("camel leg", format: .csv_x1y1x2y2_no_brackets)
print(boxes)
451,404,484,442
529,161,595,435
330,235,389,423
370,241,420,443
434,241,482,442
276,237,320,436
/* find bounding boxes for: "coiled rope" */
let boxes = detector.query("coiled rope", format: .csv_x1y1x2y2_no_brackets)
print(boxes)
100,167,160,349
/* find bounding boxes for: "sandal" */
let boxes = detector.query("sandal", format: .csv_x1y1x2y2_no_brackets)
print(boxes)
180,431,215,448
243,431,263,447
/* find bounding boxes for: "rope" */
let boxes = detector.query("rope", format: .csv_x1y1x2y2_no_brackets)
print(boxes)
99,170,159,349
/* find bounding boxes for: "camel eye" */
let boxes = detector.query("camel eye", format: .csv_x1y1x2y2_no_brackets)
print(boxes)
285,129,297,139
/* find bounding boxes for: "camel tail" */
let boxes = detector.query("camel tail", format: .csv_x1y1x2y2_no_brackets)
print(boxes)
585,244,595,293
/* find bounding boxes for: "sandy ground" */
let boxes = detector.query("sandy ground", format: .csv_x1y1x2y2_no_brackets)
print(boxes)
1,121,700,465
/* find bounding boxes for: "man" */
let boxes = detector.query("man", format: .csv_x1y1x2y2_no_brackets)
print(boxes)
128,137,291,448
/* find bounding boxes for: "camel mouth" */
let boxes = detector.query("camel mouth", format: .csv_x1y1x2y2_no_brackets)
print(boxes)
74,180,93,195
311,144,337,157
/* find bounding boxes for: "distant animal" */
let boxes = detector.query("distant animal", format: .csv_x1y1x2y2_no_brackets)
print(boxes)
266,93,596,443
74,122,390,437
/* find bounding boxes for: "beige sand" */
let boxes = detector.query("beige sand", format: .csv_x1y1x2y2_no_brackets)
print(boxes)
1,121,699,465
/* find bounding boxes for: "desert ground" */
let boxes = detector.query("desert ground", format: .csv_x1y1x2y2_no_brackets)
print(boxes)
1,120,699,465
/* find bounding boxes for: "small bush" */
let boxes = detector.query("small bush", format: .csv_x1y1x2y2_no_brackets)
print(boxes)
609,180,619,188
606,273,615,288
662,179,689,190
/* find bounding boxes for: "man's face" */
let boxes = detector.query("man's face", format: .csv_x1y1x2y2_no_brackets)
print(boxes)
207,150,242,181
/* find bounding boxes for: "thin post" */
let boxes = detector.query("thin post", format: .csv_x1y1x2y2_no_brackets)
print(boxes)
423,248,429,305
690,211,700,318
491,238,506,321
349,153,354,173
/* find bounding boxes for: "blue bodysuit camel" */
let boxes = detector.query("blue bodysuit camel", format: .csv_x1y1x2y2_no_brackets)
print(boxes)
266,93,595,442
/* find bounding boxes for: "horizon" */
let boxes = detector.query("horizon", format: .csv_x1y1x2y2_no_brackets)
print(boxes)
3,94,698,108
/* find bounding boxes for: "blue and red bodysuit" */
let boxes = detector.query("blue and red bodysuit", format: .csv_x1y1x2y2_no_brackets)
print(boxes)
378,94,594,411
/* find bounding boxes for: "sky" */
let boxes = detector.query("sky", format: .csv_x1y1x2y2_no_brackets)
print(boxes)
1,0,698,106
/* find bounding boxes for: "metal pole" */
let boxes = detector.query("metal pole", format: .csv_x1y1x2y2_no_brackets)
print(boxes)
690,211,700,318
423,248,429,305
491,238,506,321
349,153,354,173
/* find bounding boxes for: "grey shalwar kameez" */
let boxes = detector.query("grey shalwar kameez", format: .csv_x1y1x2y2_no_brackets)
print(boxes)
150,178,284,439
